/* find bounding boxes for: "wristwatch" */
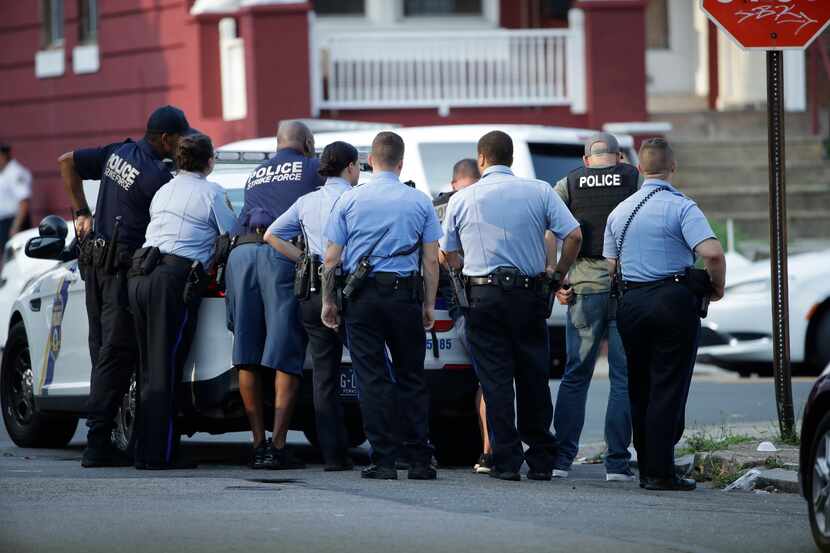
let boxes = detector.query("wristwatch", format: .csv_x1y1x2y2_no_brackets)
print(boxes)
74,207,91,218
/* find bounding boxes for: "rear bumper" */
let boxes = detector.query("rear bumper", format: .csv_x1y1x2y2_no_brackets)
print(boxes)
696,323,773,365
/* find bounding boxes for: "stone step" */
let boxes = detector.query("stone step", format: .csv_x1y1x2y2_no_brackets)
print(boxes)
702,210,830,240
676,161,830,188
653,109,827,139
672,137,826,165
688,185,830,213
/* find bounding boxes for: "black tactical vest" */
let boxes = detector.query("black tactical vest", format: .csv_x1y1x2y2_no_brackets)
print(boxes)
566,163,639,258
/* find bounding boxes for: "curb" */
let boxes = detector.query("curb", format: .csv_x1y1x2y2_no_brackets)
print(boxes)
756,468,801,494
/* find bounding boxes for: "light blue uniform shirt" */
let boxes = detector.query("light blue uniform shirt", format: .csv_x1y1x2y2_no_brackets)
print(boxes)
268,177,352,257
440,165,580,277
143,171,237,267
603,179,716,282
324,171,443,275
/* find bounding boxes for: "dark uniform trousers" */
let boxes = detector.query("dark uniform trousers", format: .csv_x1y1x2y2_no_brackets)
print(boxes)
127,258,200,467
344,284,432,468
83,263,139,447
465,286,556,474
299,291,351,465
617,283,699,479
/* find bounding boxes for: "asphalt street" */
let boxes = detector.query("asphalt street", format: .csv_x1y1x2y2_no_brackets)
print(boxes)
0,373,818,553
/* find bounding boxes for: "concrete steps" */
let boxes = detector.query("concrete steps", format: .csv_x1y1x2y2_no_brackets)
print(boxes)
654,109,827,139
676,161,830,188
687,184,830,213
672,137,826,165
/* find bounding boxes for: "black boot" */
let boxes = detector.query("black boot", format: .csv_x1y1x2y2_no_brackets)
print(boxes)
361,464,398,479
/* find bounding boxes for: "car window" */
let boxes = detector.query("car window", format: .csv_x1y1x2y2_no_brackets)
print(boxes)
209,163,259,215
418,142,478,196
527,143,585,186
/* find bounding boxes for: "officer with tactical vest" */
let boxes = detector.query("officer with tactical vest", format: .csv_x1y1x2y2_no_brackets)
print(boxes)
550,132,640,482
225,120,323,469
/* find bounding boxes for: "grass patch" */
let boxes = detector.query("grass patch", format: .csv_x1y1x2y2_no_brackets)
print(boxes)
684,427,755,453
763,456,786,470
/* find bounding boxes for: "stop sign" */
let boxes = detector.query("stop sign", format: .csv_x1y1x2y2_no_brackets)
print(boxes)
701,0,830,50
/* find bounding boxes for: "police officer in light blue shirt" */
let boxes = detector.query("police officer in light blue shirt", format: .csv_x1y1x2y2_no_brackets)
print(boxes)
603,137,725,491
321,132,443,481
440,130,582,481
267,141,360,471
128,133,234,469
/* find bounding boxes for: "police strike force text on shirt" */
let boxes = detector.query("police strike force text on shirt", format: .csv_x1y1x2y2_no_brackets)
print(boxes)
578,174,623,188
247,161,305,189
103,154,141,191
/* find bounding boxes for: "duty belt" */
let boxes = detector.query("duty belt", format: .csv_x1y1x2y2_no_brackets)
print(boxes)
366,272,418,289
468,271,541,290
158,253,196,271
233,232,265,248
622,274,687,291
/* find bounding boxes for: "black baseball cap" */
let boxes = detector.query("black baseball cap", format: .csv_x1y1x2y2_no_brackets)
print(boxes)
146,105,194,135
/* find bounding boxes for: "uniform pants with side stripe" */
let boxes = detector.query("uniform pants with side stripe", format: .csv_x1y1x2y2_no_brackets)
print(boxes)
128,260,200,468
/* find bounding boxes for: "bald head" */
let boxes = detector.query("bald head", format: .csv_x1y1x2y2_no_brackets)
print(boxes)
277,120,314,155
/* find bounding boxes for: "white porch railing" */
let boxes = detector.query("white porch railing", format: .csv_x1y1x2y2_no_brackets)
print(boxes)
312,27,584,114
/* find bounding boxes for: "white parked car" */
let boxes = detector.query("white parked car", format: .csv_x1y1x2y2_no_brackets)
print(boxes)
222,124,639,376
697,249,830,376
0,148,483,464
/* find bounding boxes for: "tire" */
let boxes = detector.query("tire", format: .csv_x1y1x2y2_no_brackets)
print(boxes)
815,313,830,373
111,373,137,453
302,409,366,449
808,411,830,552
0,322,78,448
431,414,482,467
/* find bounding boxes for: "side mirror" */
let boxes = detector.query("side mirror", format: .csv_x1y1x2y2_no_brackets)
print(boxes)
39,215,68,241
25,236,66,260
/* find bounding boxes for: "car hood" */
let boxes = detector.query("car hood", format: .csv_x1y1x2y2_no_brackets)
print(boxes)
727,249,830,287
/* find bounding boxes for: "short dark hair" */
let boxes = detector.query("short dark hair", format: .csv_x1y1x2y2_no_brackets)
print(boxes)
0,142,10,157
638,137,675,177
175,133,213,173
371,131,405,168
452,158,480,181
477,131,513,167
319,141,359,177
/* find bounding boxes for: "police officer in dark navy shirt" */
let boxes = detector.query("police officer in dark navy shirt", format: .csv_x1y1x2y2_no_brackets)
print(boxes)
225,120,323,469
58,105,192,467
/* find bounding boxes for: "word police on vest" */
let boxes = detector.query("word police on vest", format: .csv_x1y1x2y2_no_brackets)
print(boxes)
103,154,141,191
247,161,304,189
579,173,623,188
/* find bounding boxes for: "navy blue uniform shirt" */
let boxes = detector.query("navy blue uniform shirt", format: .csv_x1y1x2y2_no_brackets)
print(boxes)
73,138,172,249
233,147,323,236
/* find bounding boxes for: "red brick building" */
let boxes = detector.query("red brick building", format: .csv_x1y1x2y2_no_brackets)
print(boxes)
1,0,651,220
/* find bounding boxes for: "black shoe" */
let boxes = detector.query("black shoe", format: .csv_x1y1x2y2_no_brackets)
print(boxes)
361,464,398,480
644,476,697,491
639,478,647,489
527,470,552,481
135,455,198,470
267,446,306,470
324,457,355,472
251,439,274,469
408,463,437,480
81,443,133,468
489,469,521,482
473,453,493,474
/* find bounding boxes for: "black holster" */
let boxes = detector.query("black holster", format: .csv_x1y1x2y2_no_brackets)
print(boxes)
129,247,161,278
183,261,208,305
294,254,312,300
684,266,714,318
213,233,232,292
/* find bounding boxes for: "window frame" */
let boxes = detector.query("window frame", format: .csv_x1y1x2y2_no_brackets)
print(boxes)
78,0,98,45
41,0,65,49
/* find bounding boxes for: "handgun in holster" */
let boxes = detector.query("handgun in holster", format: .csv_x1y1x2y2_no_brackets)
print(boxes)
128,246,161,278
342,256,372,301
212,233,232,292
540,272,562,319
183,260,207,305
294,253,313,300
104,216,123,275
448,268,469,310
608,273,621,321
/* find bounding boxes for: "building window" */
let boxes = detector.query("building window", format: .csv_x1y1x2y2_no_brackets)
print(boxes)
42,0,65,48
403,0,482,16
646,0,669,50
78,0,98,44
316,0,365,15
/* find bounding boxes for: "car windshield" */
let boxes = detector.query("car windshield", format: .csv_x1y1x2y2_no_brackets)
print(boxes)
418,142,478,196
527,143,585,186
209,163,257,215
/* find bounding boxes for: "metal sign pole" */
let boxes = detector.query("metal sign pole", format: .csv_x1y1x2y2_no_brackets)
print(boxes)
766,50,796,441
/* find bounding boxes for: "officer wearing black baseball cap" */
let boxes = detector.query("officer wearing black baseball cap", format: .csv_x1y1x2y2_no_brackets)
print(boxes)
57,105,192,468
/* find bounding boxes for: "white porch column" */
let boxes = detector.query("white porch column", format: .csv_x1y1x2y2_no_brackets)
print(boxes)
784,50,807,112
567,8,586,115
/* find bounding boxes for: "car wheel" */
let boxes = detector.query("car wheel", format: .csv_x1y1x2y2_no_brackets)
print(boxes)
302,408,366,450
431,414,482,467
815,313,830,372
809,412,830,552
0,322,78,448
112,373,137,453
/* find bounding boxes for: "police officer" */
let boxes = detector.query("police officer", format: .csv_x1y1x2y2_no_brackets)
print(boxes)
551,132,639,482
266,141,360,471
604,137,726,491
321,131,442,480
225,120,322,469
434,159,494,475
0,142,32,266
441,131,582,481
58,105,192,467
128,133,236,469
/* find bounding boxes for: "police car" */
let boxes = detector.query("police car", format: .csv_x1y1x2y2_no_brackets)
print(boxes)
0,148,480,465
224,124,639,375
